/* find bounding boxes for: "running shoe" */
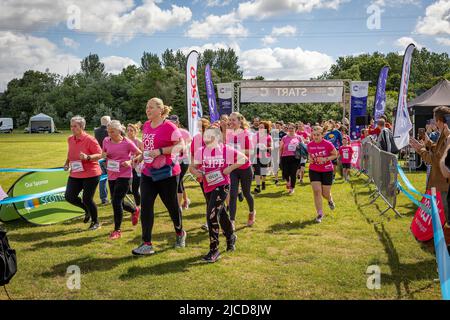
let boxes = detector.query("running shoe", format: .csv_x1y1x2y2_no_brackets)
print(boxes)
247,211,256,227
274,179,279,186
109,230,121,240
88,222,101,231
182,199,191,210
203,249,220,263
288,188,295,195
101,199,110,206
174,230,187,248
226,234,237,252
201,223,209,231
316,213,323,223
328,200,335,210
254,187,261,194
131,206,140,226
238,191,244,202
132,243,155,256
83,213,91,224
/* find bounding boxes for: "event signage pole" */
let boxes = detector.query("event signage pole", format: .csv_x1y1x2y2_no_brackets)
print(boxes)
349,81,370,140
205,64,219,123
393,43,415,150
186,51,203,137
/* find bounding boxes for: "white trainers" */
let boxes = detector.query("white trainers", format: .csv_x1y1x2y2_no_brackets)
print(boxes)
132,243,155,256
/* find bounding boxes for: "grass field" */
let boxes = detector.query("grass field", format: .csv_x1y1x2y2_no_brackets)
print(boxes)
0,132,442,300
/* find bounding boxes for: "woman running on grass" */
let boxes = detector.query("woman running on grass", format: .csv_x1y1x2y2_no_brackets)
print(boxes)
307,126,338,223
126,122,143,213
339,136,353,182
190,126,245,262
103,120,142,239
131,97,186,256
253,121,272,194
279,123,302,195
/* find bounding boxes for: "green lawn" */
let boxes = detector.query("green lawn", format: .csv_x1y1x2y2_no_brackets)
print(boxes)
0,132,442,300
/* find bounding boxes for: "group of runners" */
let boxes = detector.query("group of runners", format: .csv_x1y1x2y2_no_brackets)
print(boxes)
63,97,355,263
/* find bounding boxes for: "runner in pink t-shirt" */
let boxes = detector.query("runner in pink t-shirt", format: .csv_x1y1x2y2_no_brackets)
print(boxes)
307,126,339,223
64,116,103,230
126,122,144,220
131,98,186,256
253,121,273,194
226,112,256,229
103,121,142,240
190,126,245,262
279,123,302,194
339,136,354,182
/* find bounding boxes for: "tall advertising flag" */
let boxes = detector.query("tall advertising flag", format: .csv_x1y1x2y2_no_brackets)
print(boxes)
394,44,415,150
205,64,219,123
217,83,233,115
374,66,390,122
186,51,203,137
350,81,370,140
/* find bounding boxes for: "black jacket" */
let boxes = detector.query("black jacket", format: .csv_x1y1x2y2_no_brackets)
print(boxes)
94,125,108,148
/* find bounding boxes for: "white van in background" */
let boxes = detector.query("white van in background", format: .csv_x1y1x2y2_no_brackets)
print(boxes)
0,118,13,133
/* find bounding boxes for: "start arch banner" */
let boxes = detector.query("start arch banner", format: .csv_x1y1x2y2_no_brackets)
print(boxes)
239,80,344,104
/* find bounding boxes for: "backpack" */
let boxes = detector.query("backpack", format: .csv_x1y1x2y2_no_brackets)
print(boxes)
382,128,399,154
295,142,308,160
0,229,17,286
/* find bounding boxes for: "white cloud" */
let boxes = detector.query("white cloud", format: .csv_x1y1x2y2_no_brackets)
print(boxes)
0,0,192,44
206,0,232,7
0,31,80,91
394,36,423,50
179,42,241,55
371,0,420,7
186,12,248,39
262,25,297,46
415,0,450,36
240,47,334,80
101,56,138,74
436,37,450,46
63,37,79,49
238,0,346,20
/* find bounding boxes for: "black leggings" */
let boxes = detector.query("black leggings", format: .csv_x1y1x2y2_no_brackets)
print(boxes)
205,185,234,251
65,176,100,223
131,169,141,206
109,178,136,231
281,156,300,188
140,174,183,243
178,162,189,194
229,166,254,221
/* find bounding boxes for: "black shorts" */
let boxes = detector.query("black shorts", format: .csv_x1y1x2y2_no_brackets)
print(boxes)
342,163,351,169
253,158,270,176
309,170,333,185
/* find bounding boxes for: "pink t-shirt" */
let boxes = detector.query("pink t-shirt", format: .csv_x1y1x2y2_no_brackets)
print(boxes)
190,133,205,157
307,139,336,172
296,130,309,141
141,120,182,178
256,132,272,159
225,129,252,170
178,128,191,161
67,133,102,179
339,145,354,164
103,137,140,180
281,135,302,157
194,144,237,194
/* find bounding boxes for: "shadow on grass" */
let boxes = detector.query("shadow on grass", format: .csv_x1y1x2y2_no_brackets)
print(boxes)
119,255,206,279
266,219,317,233
352,178,436,299
128,228,208,246
254,191,284,199
27,234,106,251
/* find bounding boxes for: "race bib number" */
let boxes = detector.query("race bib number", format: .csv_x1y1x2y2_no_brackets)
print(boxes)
70,161,84,173
343,150,349,159
205,170,225,186
107,160,120,172
288,143,297,152
143,150,153,164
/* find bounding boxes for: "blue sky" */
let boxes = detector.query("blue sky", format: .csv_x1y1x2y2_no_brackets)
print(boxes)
0,0,449,90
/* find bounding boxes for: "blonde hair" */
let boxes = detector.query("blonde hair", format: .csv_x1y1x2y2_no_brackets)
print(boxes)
147,97,172,119
127,121,142,134
108,120,126,134
230,112,250,130
312,126,324,134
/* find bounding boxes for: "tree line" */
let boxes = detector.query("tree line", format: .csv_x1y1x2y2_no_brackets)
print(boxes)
0,47,449,129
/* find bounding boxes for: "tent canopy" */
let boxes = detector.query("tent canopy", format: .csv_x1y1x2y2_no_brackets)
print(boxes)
408,79,450,108
28,113,55,133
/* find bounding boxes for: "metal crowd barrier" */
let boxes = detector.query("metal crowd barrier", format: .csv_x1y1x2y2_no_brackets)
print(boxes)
360,139,401,217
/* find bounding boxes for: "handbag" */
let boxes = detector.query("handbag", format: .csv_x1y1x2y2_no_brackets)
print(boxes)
0,229,17,286
149,163,175,182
